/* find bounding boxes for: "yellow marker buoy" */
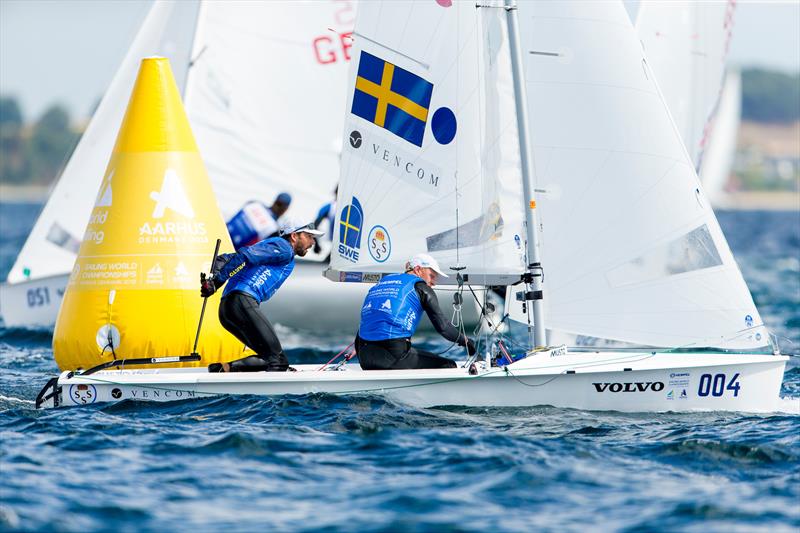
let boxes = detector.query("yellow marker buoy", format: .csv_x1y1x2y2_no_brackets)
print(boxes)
53,57,243,371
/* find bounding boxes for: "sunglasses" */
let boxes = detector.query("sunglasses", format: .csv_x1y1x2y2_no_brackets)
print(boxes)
295,222,316,232
281,222,316,236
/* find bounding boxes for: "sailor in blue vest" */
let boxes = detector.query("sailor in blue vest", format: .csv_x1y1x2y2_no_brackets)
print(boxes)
356,254,476,370
226,192,292,249
201,217,323,372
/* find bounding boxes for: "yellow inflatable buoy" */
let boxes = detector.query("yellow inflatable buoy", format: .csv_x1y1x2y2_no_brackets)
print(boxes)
53,57,243,371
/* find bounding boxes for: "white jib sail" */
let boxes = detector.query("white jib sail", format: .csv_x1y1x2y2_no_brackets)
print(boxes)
6,0,198,284
511,0,766,350
635,0,735,171
698,69,741,206
184,0,356,223
329,0,527,284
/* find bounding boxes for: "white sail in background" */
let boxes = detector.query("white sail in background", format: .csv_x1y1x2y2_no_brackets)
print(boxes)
698,69,741,206
184,0,355,222
511,1,765,350
329,0,527,283
6,0,354,285
6,0,198,284
635,0,735,171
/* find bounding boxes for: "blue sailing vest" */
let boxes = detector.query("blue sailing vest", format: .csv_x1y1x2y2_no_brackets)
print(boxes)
359,273,424,341
221,238,295,304
227,201,279,249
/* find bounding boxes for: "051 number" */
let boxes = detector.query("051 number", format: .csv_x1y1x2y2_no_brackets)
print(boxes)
26,287,50,308
697,373,741,398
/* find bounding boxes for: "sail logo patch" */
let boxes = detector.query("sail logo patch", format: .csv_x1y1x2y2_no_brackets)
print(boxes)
351,51,432,147
349,130,362,148
368,225,391,263
338,197,364,263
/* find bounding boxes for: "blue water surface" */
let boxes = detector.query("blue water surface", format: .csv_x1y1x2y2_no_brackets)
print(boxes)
1,204,798,532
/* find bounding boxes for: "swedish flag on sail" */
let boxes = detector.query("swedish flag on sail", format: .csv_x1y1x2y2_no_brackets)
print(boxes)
351,51,433,147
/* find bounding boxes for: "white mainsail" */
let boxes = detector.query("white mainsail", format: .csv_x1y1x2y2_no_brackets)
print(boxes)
512,1,765,350
329,0,527,283
184,0,355,221
6,0,198,284
635,0,736,171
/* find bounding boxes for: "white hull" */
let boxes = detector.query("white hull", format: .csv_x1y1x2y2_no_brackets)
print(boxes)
37,350,788,413
0,274,68,329
0,262,483,332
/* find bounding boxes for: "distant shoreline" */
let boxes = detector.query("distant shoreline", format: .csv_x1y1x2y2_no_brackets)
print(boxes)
0,185,52,203
0,185,797,211
717,191,799,211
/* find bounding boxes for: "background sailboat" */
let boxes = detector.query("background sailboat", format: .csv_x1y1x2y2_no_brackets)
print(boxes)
635,0,739,204
1,1,197,328
697,69,741,207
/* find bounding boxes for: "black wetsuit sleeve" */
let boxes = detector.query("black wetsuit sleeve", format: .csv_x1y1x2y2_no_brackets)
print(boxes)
415,282,463,344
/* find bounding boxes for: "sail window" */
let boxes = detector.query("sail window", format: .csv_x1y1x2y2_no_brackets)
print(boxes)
426,203,504,252
606,225,723,287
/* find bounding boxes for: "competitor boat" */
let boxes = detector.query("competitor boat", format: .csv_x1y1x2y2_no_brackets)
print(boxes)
36,0,787,412
635,0,740,205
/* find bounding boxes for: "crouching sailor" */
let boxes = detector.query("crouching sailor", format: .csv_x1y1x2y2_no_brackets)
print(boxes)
356,253,476,370
201,218,323,372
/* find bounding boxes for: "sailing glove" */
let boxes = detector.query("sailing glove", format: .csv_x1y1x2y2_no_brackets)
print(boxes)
200,273,217,298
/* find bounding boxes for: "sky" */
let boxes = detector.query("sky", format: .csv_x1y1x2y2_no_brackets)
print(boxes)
1,0,799,122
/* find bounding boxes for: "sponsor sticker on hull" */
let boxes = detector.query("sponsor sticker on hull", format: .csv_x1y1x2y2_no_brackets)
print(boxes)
68,384,97,405
592,381,665,393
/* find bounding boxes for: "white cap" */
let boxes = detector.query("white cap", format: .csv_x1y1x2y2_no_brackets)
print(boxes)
407,253,449,278
278,217,325,237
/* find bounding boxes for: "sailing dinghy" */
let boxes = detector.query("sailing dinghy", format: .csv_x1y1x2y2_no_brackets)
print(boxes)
37,0,787,412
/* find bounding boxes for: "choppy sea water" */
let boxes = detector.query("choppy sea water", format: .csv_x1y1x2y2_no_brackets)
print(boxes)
1,203,798,532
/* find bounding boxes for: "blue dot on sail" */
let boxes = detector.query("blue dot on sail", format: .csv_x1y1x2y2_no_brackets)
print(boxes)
431,107,457,144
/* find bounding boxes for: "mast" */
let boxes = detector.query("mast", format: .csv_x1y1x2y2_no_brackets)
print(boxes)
504,0,546,347
182,0,207,107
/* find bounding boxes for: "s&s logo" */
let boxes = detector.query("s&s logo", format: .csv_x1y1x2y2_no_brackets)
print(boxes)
368,225,391,263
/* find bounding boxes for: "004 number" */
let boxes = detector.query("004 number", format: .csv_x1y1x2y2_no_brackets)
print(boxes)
697,373,741,398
